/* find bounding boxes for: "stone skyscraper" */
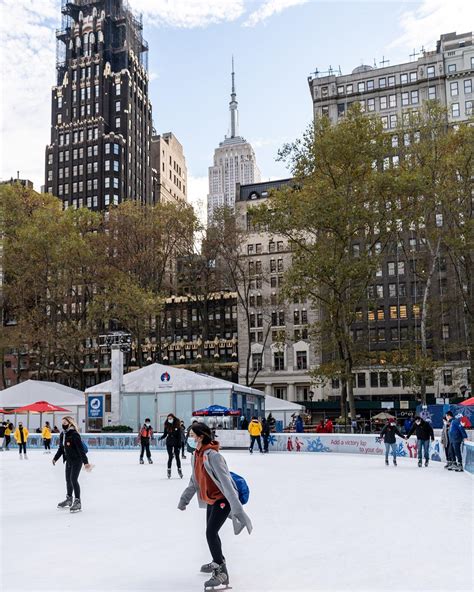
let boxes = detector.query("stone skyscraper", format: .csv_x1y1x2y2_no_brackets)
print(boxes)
45,0,152,210
207,60,261,222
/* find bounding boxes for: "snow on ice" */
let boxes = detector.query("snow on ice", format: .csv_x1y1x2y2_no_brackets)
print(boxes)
1,450,472,592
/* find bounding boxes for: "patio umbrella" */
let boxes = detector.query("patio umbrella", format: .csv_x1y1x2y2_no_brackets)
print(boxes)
372,412,396,421
12,401,70,429
459,396,474,406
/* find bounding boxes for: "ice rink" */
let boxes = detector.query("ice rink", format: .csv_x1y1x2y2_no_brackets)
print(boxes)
1,449,472,592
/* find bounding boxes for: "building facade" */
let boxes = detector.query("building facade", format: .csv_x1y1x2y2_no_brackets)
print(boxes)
151,132,188,204
207,63,261,222
307,31,473,405
308,32,473,127
45,0,152,210
235,180,321,402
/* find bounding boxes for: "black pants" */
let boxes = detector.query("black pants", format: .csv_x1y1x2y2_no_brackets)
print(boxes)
181,443,186,457
65,460,82,499
140,438,151,460
206,499,230,564
450,440,463,464
18,442,27,454
444,445,453,462
167,444,181,469
250,435,262,452
263,433,270,452
5,435,11,449
44,439,51,450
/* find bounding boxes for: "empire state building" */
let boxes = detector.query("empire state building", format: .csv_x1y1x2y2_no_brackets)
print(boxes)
207,61,261,222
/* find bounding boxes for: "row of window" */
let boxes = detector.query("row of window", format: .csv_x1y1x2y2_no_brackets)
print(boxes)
250,328,309,345
332,366,458,389
355,323,452,343
451,101,473,117
355,303,421,322
449,79,473,96
248,259,284,275
247,241,285,255
251,350,308,372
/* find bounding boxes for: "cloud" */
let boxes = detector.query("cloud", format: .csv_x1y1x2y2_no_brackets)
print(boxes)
187,174,209,227
388,0,474,51
243,0,308,27
130,0,245,28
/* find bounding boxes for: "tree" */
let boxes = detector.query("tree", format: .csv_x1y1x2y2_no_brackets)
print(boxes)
254,107,396,419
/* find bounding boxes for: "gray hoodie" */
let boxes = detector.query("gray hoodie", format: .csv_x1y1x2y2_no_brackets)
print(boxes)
178,448,253,536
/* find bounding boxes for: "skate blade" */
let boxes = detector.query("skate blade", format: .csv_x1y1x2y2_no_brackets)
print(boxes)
204,586,232,591
70,509,82,513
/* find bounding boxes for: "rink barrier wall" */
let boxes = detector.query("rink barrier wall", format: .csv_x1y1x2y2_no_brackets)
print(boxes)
13,431,474,472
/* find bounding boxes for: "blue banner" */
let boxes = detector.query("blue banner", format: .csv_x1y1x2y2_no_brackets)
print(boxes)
88,395,104,419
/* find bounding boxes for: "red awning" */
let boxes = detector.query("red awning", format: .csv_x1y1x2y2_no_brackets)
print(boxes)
11,401,70,414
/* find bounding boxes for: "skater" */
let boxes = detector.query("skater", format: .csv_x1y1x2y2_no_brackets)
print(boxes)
4,422,13,450
240,416,249,431
267,413,276,432
178,422,252,590
316,419,326,433
139,418,153,464
406,416,434,467
14,422,29,459
0,421,6,451
52,416,92,512
42,421,52,453
325,418,334,433
180,420,187,459
248,416,263,453
441,413,454,469
262,417,270,453
295,415,304,433
380,418,403,466
447,412,468,472
159,413,183,478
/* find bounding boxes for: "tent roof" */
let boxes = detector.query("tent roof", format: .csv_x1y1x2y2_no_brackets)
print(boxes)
264,395,304,412
0,380,85,408
85,363,264,398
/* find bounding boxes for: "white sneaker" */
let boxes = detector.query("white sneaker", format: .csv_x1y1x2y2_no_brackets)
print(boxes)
19,454,23,460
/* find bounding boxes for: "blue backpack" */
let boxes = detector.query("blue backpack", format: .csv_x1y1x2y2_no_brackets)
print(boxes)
81,440,89,454
230,472,250,505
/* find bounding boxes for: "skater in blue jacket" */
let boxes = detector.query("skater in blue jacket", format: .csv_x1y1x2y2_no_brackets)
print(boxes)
447,412,468,472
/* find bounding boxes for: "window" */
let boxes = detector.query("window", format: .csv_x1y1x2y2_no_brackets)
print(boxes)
411,90,419,104
388,76,395,87
352,244,360,257
367,98,375,112
379,77,386,88
301,309,307,324
115,117,120,128
357,373,366,388
390,114,397,128
277,241,284,252
114,143,120,155
358,81,365,93
247,244,254,255
390,305,398,319
337,85,344,95
413,304,420,319
398,261,405,275
269,241,276,252
380,96,387,109
274,386,287,399
296,351,307,370
252,353,262,372
442,324,450,339
466,101,473,116
389,94,397,108
294,310,300,325
450,81,458,96
115,100,121,111
332,378,340,389
389,284,397,298
427,66,435,78
105,160,110,171
321,86,328,98
370,372,379,388
379,372,388,387
428,86,436,99
443,369,453,386
464,79,472,94
381,116,388,130
401,73,408,84
346,84,353,94
367,80,374,90
115,83,121,95
376,284,384,298
113,161,119,172
401,92,409,106
377,307,385,321
273,351,284,371
277,258,283,272
447,64,456,74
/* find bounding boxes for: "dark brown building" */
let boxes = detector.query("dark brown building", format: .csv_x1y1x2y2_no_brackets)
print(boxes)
45,0,152,210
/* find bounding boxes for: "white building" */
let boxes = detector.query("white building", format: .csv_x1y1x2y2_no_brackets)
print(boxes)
207,61,261,222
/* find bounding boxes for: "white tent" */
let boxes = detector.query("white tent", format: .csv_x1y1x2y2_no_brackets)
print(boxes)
264,395,304,427
0,380,86,431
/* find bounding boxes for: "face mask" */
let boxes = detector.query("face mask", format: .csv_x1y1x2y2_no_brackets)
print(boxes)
145,422,150,427
62,423,69,430
416,421,421,426
167,419,173,424
187,438,197,449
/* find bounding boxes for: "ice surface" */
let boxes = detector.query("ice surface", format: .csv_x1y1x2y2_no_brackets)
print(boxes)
1,450,472,592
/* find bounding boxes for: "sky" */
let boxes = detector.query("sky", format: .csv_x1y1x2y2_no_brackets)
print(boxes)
0,0,473,224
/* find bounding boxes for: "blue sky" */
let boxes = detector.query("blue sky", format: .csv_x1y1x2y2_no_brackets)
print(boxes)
1,0,472,222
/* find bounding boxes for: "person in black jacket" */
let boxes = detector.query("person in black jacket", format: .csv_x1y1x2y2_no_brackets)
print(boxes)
160,413,183,479
261,418,271,453
0,422,6,451
380,418,404,466
406,416,435,467
180,420,187,459
52,416,92,512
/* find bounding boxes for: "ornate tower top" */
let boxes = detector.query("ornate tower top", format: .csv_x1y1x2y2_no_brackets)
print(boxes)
229,56,239,139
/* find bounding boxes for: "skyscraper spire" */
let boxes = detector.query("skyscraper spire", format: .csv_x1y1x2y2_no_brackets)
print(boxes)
229,56,239,138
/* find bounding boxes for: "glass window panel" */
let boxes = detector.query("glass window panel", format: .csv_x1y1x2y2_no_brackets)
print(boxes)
122,395,139,431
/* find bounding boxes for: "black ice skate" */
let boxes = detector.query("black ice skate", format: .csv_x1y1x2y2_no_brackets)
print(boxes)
444,461,452,469
204,562,231,590
393,458,397,466
448,462,456,471
178,468,183,478
418,460,422,467
424,460,429,467
454,463,464,472
385,459,389,466
70,499,82,513
140,458,144,464
249,448,253,454
57,495,73,509
148,458,153,464
167,468,171,479
201,562,215,574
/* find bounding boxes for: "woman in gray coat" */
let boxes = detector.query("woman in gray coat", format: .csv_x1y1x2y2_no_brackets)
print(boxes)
178,423,252,590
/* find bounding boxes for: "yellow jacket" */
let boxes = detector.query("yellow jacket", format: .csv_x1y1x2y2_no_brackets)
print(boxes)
14,427,29,443
248,420,262,436
42,426,52,439
5,425,11,436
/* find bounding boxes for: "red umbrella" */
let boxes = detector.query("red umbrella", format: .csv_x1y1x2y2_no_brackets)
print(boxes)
459,396,474,406
12,401,71,429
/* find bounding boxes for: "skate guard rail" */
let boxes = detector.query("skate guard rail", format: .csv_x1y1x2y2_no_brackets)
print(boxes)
13,431,472,472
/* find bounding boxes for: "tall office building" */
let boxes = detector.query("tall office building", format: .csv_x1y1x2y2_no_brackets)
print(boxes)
207,61,261,222
151,132,188,204
45,0,152,210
